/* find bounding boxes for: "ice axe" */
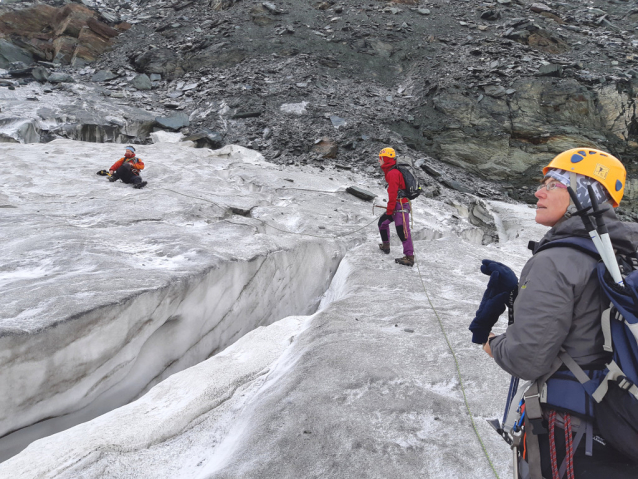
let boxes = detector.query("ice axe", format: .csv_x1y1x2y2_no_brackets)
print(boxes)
372,199,387,215
587,185,623,285
567,186,623,285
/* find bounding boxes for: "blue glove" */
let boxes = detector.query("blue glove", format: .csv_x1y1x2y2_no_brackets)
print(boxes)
469,260,518,344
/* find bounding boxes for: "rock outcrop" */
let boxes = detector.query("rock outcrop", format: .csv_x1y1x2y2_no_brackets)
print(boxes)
1,0,637,213
0,3,125,67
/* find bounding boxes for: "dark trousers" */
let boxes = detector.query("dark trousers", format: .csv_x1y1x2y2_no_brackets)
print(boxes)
534,426,635,478
113,163,142,185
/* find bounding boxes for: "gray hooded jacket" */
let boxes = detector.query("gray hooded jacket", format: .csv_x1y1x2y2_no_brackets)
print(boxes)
491,209,636,381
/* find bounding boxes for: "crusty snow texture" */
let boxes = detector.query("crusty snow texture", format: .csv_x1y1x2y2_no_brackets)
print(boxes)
0,141,350,460
1,140,550,478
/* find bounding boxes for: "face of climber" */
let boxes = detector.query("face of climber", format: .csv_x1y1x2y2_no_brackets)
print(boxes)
534,178,570,227
124,148,135,158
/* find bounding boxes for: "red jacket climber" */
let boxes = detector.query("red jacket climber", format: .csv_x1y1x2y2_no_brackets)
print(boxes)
378,147,414,267
380,153,408,216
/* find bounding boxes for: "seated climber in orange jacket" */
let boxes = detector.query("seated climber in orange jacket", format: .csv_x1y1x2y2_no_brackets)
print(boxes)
108,146,147,189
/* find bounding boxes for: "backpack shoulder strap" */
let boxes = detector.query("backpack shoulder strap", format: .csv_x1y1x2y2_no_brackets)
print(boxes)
534,237,600,258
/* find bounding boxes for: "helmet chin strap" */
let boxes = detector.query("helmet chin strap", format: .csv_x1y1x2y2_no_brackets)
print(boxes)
562,172,580,219
569,172,578,207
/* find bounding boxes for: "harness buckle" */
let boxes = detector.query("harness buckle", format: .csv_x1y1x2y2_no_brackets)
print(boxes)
618,376,633,390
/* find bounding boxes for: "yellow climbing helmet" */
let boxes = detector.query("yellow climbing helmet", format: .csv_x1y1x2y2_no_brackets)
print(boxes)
379,147,396,159
543,148,626,207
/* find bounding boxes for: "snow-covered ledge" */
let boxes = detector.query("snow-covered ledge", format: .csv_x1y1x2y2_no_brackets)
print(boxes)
0,140,368,460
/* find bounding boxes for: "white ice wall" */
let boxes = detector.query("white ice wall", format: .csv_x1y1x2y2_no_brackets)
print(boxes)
0,240,345,460
0,200,549,479
0,139,377,461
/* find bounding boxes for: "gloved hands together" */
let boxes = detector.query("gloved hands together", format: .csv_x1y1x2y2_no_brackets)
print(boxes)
469,260,518,345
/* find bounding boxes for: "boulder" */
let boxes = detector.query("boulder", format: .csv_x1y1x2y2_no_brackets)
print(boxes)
7,61,34,77
134,48,183,79
155,113,190,131
312,138,338,158
232,110,263,119
530,3,552,13
183,130,224,149
280,102,308,115
330,115,347,129
131,73,152,90
47,72,75,83
441,177,472,194
537,64,563,77
345,186,376,201
150,131,184,143
31,66,50,82
90,70,117,82
421,163,442,178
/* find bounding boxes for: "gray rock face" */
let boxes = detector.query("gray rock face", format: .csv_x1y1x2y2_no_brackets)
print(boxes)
1,0,638,215
406,77,638,202
0,39,33,69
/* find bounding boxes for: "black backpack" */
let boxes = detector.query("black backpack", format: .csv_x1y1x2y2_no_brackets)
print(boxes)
392,164,422,200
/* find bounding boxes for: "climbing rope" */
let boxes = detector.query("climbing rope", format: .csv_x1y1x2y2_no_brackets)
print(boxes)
156,187,378,239
138,185,500,476
414,257,502,479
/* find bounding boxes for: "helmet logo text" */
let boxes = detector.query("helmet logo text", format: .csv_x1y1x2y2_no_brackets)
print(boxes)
593,163,609,180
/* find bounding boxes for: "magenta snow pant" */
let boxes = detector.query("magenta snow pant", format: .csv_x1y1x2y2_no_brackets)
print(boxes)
378,201,413,256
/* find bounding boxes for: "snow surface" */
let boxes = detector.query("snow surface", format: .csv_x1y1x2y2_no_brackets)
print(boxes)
0,139,552,478
0,140,363,459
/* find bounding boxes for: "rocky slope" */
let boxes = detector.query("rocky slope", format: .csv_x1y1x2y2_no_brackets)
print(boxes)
1,0,637,213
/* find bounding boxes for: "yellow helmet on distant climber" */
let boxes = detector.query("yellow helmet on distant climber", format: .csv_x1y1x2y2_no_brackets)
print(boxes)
379,147,396,159
543,148,626,207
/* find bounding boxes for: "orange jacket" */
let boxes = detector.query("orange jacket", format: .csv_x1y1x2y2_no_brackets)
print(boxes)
110,156,144,173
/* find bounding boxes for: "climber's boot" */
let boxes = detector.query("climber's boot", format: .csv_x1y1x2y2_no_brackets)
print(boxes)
379,242,390,254
395,255,414,267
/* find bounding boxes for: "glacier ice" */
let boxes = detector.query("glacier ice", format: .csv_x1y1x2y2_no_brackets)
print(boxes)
0,139,558,478
0,140,365,460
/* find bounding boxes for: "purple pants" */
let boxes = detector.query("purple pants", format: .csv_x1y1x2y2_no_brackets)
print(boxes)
378,201,413,256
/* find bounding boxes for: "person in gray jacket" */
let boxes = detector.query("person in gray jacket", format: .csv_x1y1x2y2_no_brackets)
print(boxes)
477,149,636,478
